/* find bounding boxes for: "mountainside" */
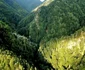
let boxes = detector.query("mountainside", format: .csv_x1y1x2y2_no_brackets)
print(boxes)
0,21,37,70
39,27,85,70
18,0,85,43
15,0,42,11
1,0,85,70
17,0,85,69
0,0,28,28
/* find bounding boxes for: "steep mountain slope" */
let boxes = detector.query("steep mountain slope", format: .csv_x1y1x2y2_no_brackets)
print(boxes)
39,27,85,70
4,0,28,16
0,20,54,70
16,0,42,11
18,0,85,43
17,0,85,70
0,21,37,70
1,0,85,70
0,0,28,28
1,22,85,70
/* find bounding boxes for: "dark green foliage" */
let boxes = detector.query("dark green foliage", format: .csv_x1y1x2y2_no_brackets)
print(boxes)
1,0,85,70
0,21,36,70
0,0,28,29
18,0,85,43
79,16,85,27
17,0,85,70
0,21,12,48
0,21,54,70
17,13,36,37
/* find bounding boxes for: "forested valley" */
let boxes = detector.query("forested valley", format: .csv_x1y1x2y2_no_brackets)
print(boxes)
0,0,85,70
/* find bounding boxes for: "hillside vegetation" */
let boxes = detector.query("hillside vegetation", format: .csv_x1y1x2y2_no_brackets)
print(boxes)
17,0,85,69
0,0,28,28
39,27,85,70
1,0,85,70
18,0,85,43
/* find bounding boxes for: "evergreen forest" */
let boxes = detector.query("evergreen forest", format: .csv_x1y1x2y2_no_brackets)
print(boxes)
0,0,85,70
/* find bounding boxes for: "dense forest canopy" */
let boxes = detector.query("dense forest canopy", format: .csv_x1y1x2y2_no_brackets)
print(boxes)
0,0,85,70
0,0,28,29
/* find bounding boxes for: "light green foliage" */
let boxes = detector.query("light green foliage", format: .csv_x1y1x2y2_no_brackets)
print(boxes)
39,27,85,70
17,0,85,70
0,21,37,70
0,49,23,70
1,0,85,70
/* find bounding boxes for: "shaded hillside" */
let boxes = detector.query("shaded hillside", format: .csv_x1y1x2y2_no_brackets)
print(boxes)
18,0,85,43
16,0,42,11
0,20,54,70
1,0,85,70
4,0,28,16
0,0,28,28
17,0,85,69
0,21,37,70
